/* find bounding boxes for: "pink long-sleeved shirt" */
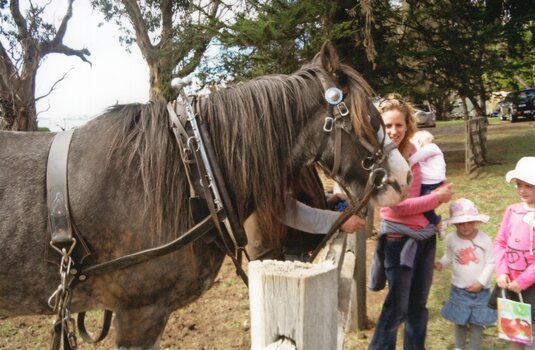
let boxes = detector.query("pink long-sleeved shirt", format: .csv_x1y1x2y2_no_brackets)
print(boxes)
380,146,440,230
495,203,535,290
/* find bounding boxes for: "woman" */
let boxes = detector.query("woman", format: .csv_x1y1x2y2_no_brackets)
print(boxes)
368,95,453,350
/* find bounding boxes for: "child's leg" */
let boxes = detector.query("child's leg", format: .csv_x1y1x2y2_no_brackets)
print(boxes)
421,182,443,226
467,324,483,350
454,324,468,350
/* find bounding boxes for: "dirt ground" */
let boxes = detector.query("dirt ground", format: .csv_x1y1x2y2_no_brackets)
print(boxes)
0,245,384,350
0,120,525,349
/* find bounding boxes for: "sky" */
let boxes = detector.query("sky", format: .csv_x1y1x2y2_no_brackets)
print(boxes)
34,1,149,131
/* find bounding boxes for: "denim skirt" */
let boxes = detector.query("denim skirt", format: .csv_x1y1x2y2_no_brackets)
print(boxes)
441,285,497,326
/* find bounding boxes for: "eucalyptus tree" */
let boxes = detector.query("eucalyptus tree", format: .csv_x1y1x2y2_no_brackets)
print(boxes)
205,0,380,83
91,0,244,100
0,0,90,131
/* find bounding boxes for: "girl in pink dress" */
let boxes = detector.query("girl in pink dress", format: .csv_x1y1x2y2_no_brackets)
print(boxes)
495,157,535,350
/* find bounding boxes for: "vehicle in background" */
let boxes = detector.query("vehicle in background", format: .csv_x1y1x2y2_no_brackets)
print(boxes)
504,88,535,122
372,97,436,127
414,103,436,128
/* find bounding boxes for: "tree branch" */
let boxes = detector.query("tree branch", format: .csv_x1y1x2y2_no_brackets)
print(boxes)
9,0,30,43
45,44,91,65
51,0,75,46
35,68,73,102
123,0,155,61
0,42,19,86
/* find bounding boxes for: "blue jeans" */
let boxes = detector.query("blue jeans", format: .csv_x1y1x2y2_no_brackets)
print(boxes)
421,183,443,226
369,236,437,350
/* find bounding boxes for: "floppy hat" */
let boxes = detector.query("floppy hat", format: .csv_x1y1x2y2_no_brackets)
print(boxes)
506,157,535,185
444,198,489,225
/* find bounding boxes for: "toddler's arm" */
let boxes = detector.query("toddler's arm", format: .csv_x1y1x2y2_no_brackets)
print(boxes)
408,144,441,166
476,234,495,287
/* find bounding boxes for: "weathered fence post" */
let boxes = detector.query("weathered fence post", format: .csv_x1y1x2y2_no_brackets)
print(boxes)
249,260,338,350
351,205,374,331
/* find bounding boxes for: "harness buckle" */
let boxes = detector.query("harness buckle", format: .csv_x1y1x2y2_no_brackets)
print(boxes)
323,117,334,132
337,102,349,116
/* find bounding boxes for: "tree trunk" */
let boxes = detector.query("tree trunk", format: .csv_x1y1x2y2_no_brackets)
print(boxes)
148,61,163,100
467,94,484,117
11,103,38,131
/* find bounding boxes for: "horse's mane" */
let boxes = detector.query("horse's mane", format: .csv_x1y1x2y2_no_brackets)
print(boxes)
199,64,375,243
104,101,192,243
103,62,374,244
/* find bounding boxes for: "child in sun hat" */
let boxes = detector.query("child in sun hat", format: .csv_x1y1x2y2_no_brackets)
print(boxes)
494,157,535,350
435,198,497,350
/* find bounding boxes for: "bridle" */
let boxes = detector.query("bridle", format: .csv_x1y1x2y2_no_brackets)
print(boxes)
309,82,399,261
314,85,397,189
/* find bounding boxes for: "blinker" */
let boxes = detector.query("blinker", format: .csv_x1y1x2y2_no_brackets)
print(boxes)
325,87,343,105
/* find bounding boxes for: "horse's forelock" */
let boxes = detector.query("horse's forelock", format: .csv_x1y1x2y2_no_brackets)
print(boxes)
338,64,378,147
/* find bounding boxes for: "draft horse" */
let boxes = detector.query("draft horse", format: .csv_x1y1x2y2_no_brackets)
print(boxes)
0,42,411,348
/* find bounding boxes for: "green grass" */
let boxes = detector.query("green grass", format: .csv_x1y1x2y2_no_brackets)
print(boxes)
436,117,503,128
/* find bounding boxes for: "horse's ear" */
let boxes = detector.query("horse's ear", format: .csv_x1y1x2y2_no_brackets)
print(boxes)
313,40,339,74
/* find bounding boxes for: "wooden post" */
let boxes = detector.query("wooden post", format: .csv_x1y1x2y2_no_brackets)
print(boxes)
351,205,373,331
249,260,338,350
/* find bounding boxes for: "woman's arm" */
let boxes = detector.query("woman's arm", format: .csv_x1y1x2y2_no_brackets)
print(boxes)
387,183,452,216
285,200,365,234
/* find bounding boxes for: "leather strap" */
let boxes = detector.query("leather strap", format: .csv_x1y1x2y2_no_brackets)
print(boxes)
77,214,217,279
332,120,342,175
77,310,113,344
47,129,75,244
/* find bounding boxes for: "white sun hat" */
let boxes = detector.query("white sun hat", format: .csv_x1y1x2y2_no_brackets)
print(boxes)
506,157,535,186
444,198,489,225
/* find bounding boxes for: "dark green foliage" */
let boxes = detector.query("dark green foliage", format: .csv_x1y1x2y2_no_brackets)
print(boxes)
200,0,533,119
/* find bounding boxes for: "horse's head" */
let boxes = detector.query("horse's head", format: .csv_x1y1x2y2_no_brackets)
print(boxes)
293,41,411,208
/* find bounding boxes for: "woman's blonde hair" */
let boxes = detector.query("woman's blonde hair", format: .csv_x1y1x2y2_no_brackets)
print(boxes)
377,93,418,158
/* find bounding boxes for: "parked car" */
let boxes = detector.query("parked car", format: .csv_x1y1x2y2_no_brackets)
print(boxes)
414,103,436,128
372,97,436,127
504,88,535,122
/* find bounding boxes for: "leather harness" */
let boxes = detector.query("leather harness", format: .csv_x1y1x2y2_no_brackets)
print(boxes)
44,84,396,348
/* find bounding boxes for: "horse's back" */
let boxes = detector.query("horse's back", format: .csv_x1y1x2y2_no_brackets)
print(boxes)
0,130,53,221
0,131,54,315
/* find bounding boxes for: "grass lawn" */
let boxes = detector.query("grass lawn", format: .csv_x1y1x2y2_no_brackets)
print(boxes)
345,119,535,349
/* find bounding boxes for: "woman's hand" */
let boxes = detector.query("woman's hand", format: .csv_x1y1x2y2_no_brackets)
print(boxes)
496,274,510,289
434,262,443,271
340,215,366,233
327,192,347,205
433,183,453,204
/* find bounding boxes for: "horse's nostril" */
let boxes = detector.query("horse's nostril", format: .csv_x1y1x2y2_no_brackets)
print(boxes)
407,171,413,186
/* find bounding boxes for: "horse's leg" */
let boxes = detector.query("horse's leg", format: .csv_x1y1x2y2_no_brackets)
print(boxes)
114,303,170,350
